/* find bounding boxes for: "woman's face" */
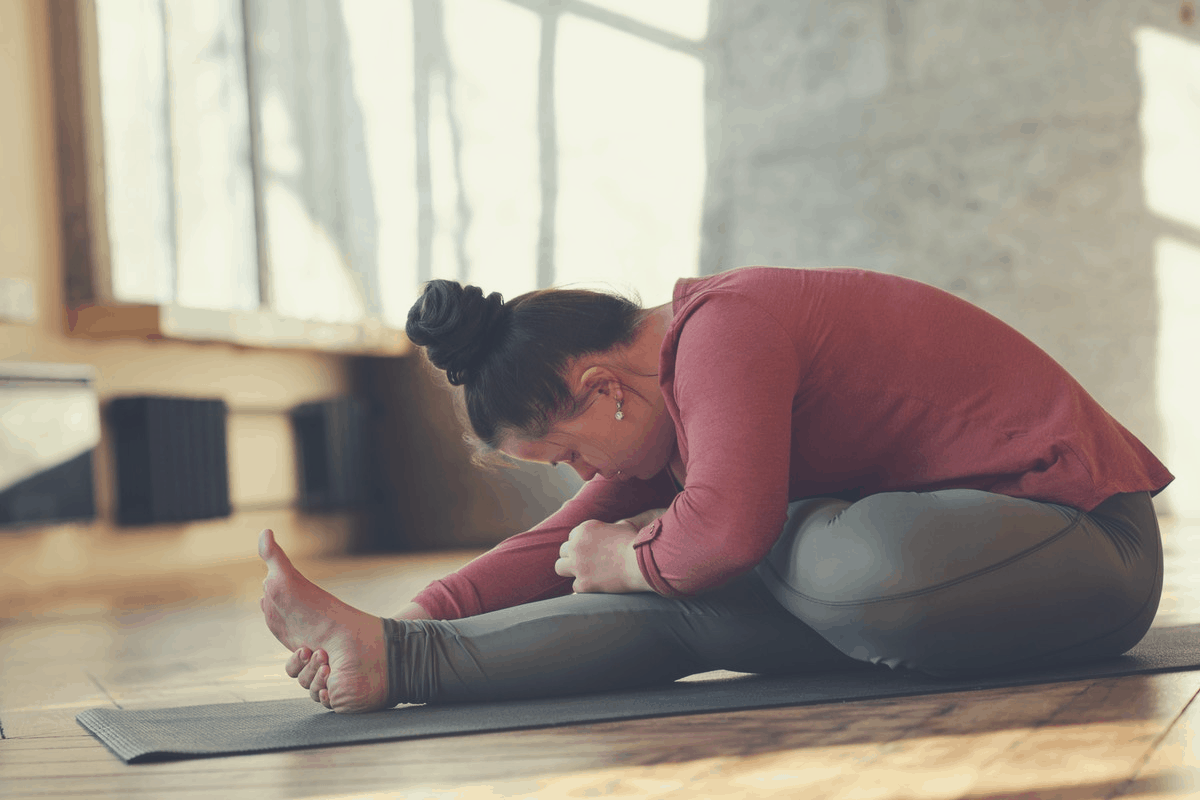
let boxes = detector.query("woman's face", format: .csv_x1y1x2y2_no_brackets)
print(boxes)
499,388,676,483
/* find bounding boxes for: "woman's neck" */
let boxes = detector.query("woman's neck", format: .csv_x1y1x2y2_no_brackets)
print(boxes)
625,304,674,383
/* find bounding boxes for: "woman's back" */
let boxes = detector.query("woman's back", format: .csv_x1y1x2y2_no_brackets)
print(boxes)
663,266,1171,512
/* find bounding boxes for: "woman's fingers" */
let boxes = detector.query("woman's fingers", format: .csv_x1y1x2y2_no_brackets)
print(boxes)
555,520,647,594
296,649,327,689
291,647,330,706
309,664,330,704
286,647,312,679
555,538,576,578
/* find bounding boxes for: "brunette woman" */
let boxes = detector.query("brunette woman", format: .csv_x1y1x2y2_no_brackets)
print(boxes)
260,267,1171,712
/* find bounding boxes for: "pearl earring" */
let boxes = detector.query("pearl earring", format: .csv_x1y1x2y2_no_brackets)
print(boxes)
615,399,625,421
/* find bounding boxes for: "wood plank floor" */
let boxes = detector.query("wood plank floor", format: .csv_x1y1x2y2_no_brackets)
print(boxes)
2,520,1198,800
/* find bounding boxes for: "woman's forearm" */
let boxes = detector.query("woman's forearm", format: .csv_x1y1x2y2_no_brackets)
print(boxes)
621,507,669,530
405,511,668,617
411,476,678,618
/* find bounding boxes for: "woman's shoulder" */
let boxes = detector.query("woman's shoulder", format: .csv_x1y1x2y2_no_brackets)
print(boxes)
664,266,939,366
673,265,788,301
672,265,882,305
672,267,961,329
663,269,814,364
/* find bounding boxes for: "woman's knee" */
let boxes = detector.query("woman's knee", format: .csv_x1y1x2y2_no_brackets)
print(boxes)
764,493,954,606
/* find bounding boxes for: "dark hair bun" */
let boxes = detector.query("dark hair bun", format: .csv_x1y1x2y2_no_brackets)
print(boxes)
406,280,508,386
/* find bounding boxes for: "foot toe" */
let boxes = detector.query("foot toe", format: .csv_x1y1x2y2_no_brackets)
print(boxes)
285,647,311,678
297,649,327,689
258,529,298,577
257,528,275,561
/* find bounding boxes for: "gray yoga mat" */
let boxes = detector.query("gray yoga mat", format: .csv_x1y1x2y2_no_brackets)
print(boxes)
78,624,1200,763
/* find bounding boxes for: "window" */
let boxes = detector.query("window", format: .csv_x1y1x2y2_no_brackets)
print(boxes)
53,0,707,352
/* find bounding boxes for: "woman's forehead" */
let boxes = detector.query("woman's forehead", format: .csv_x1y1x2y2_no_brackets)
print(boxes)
499,432,570,462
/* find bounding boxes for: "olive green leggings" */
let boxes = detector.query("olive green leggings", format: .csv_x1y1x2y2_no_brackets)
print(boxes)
383,490,1162,705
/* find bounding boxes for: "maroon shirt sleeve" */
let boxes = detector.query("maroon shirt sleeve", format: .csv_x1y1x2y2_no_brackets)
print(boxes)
633,292,802,597
412,470,677,619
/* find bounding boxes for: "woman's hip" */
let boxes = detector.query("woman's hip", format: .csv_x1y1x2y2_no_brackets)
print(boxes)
754,489,1163,675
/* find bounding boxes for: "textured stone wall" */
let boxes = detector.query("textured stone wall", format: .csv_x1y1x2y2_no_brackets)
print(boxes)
701,0,1200,514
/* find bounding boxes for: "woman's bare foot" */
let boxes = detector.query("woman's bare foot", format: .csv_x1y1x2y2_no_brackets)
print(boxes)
258,529,390,713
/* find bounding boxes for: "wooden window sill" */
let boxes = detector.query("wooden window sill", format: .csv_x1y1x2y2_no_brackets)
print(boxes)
65,303,413,356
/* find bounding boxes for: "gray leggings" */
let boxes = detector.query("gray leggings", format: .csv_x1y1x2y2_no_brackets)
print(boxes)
382,490,1162,705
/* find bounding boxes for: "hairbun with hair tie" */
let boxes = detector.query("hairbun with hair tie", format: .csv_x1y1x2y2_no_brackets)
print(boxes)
405,281,509,386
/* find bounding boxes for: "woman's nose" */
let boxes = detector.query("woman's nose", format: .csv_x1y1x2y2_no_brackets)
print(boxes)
572,463,599,481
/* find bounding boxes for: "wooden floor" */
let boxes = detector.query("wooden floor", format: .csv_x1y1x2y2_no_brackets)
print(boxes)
2,521,1199,800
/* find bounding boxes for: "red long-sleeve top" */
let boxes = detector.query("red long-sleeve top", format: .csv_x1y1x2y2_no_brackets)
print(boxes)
413,267,1174,618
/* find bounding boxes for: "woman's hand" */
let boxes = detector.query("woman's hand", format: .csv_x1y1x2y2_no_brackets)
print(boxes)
555,519,653,594
285,601,432,706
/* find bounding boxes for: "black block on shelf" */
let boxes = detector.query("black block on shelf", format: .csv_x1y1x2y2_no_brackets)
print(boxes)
108,396,231,525
0,450,96,528
290,398,369,511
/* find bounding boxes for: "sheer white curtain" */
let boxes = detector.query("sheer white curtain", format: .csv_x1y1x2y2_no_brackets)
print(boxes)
92,0,707,326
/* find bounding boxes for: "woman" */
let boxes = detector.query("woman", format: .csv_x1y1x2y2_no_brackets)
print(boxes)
259,266,1172,713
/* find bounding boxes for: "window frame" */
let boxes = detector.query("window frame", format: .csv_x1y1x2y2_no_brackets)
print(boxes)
49,0,412,355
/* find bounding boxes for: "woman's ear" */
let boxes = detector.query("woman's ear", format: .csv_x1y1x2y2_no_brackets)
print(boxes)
578,366,620,398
